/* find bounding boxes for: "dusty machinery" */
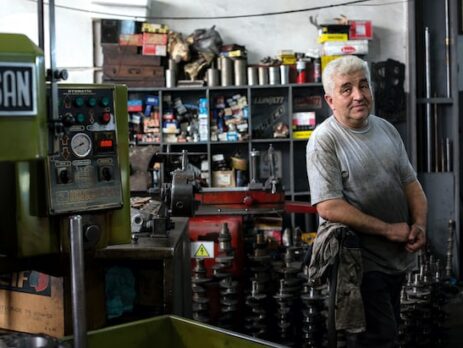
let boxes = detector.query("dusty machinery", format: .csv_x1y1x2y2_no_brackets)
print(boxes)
0,31,130,348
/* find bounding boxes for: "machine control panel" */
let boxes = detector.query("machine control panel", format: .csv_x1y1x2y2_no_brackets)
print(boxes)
47,87,123,215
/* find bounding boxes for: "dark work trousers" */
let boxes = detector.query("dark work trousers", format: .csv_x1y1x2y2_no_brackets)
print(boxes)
347,271,405,348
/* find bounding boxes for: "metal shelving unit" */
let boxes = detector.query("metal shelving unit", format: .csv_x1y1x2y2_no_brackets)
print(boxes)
408,0,461,277
127,83,329,205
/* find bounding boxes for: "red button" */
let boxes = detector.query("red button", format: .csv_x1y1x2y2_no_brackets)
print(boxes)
101,112,111,124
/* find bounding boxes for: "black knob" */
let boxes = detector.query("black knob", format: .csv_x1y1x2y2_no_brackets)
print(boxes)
102,167,112,181
62,113,75,127
59,169,69,184
84,225,101,246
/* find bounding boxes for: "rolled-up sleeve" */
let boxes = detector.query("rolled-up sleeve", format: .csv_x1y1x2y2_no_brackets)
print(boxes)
306,137,344,206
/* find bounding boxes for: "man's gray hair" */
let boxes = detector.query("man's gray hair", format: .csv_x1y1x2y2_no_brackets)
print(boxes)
322,55,371,95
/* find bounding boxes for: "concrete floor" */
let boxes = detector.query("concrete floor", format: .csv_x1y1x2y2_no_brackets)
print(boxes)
443,288,463,347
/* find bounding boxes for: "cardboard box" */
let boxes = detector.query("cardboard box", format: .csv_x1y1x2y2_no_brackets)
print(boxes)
142,44,167,56
321,55,342,71
322,40,369,56
103,65,164,79
349,20,373,40
0,271,65,336
141,23,169,34
142,33,168,45
102,45,161,66
212,170,236,188
0,269,105,337
119,34,143,46
318,33,348,43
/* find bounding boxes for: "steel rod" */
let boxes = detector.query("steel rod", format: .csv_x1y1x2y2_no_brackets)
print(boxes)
37,0,44,50
433,103,439,172
48,0,59,124
441,138,446,172
424,27,433,172
69,215,87,348
445,0,451,98
445,137,452,172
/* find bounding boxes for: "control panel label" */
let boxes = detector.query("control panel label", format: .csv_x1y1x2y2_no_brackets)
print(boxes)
0,62,36,116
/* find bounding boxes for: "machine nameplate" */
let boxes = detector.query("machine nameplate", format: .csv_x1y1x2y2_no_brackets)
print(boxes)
54,186,121,205
97,158,113,165
0,62,36,116
72,159,92,166
55,160,71,167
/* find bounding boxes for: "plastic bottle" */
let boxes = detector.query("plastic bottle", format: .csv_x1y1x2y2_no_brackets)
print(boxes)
296,59,307,84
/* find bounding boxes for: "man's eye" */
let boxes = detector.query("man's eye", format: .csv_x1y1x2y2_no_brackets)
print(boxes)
341,88,351,94
360,84,370,90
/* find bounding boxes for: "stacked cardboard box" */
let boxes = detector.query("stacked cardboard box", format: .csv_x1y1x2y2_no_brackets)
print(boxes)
102,45,165,88
318,20,372,71
101,19,169,87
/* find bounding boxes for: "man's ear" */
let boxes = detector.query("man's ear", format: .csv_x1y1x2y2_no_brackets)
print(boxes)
324,94,334,110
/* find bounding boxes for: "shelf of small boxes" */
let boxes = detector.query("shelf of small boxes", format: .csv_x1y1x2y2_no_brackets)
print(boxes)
210,93,249,142
128,95,161,145
162,96,208,143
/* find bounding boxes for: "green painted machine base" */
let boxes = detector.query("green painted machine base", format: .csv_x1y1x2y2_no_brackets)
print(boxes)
64,315,285,348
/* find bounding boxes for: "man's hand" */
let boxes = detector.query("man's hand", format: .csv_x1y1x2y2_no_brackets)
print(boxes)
405,224,426,253
385,222,411,242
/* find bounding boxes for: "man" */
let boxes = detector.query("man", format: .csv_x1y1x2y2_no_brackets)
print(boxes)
306,55,427,347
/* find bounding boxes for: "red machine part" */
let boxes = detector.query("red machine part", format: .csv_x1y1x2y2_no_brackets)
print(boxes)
195,190,285,206
188,215,245,278
284,201,317,214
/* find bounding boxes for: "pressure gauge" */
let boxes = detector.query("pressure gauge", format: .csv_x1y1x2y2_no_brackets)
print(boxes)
70,133,92,158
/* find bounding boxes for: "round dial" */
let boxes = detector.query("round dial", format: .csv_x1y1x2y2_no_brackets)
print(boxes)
70,133,92,158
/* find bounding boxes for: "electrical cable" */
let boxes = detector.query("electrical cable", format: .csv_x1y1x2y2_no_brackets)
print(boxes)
26,0,409,21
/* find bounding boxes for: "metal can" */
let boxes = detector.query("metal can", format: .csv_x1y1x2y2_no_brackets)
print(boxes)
165,69,175,88
258,66,269,86
280,65,290,84
206,68,219,87
269,66,280,85
247,66,258,86
234,59,247,86
220,56,233,86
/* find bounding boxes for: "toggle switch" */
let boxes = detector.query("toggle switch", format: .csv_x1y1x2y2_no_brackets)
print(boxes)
99,166,112,181
57,167,72,184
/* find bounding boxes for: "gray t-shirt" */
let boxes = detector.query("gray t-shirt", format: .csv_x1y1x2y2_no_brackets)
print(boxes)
306,115,417,273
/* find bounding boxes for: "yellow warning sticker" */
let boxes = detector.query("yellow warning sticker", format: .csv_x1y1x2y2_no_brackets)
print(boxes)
191,241,214,259
195,244,209,257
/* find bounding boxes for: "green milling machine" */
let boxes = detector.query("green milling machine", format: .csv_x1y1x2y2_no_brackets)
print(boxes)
0,32,131,348
0,32,282,348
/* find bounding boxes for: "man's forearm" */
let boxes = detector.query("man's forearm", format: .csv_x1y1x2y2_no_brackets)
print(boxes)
404,180,428,229
316,198,411,242
316,198,388,237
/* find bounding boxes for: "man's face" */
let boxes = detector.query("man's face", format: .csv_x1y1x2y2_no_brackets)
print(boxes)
324,70,373,129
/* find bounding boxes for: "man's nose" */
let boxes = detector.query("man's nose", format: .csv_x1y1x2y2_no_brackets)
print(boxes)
352,87,364,100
